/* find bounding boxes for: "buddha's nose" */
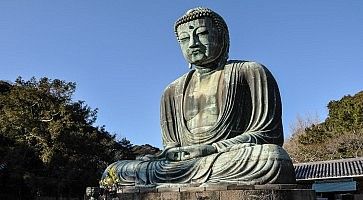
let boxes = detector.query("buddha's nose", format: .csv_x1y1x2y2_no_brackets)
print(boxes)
189,35,200,48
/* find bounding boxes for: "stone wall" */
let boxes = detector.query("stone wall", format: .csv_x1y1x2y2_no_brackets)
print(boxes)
114,184,315,200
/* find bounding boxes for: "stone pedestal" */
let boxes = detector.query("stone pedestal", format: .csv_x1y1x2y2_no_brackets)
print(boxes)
115,184,315,200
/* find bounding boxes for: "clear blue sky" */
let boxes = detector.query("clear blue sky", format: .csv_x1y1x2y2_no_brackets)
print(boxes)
1,1,363,148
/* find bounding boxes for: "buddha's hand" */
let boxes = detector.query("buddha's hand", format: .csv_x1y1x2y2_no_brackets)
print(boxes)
165,144,217,161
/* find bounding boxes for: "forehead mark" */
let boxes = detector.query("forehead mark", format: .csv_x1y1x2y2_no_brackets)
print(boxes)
189,25,194,30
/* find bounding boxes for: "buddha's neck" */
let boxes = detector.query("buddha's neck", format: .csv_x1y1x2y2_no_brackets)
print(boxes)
193,58,226,76
194,64,220,76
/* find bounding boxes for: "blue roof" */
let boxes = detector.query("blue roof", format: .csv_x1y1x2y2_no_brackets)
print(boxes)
294,157,363,181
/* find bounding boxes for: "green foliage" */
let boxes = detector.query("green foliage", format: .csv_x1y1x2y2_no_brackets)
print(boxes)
285,91,363,163
325,91,363,132
0,77,135,199
298,124,332,145
297,91,363,146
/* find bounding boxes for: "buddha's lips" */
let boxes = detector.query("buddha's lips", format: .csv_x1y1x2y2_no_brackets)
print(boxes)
190,49,203,55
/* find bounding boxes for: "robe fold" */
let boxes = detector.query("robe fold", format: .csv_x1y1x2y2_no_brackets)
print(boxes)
100,61,295,187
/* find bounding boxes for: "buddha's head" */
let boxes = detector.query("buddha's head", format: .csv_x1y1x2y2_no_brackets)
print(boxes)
175,7,230,69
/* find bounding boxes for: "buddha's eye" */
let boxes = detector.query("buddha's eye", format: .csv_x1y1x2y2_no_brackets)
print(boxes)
179,36,190,42
196,27,209,36
197,30,209,36
178,33,190,42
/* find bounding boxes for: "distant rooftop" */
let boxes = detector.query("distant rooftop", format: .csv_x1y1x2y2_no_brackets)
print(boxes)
294,157,363,181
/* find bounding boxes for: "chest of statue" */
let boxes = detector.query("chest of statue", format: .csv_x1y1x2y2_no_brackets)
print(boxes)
183,70,224,133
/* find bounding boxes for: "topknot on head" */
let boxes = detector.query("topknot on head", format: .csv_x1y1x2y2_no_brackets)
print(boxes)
185,7,204,15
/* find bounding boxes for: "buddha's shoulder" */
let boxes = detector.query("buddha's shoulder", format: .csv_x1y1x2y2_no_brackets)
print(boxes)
225,60,266,71
162,72,190,94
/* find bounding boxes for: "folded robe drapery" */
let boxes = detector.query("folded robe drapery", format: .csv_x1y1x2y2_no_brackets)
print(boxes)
100,61,295,186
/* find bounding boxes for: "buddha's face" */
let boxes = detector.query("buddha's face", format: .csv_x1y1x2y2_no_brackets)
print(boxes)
177,18,224,66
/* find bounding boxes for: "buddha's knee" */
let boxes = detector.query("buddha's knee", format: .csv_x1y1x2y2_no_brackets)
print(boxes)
261,144,291,160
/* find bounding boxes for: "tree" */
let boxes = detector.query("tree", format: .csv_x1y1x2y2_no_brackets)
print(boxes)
283,114,322,163
284,91,363,163
0,77,135,199
132,144,160,157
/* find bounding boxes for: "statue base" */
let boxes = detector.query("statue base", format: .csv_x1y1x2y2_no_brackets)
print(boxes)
115,184,315,200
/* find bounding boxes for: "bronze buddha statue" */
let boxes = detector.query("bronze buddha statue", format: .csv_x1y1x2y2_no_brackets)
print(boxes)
100,7,295,189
